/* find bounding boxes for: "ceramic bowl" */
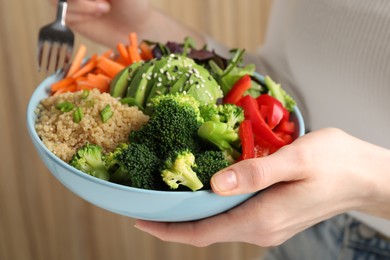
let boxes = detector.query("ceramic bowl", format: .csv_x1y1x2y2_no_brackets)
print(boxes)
27,73,305,222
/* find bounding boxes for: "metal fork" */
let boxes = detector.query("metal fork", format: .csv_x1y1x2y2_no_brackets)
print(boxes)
38,0,74,74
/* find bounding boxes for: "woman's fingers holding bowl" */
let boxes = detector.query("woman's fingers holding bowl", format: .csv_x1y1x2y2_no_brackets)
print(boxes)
210,144,307,196
134,211,248,247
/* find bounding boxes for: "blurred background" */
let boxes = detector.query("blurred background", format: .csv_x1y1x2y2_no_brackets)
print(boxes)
0,0,273,259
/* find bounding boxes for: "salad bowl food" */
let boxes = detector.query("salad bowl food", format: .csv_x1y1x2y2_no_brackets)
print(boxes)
27,36,305,222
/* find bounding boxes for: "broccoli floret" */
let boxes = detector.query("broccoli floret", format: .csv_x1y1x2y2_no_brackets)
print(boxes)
194,150,230,190
161,150,203,191
105,143,130,184
198,103,244,161
69,143,109,181
197,121,240,162
131,93,204,157
264,76,296,112
151,93,204,124
118,143,162,190
200,103,244,130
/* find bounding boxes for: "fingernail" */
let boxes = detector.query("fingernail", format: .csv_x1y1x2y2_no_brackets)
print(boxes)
212,170,237,192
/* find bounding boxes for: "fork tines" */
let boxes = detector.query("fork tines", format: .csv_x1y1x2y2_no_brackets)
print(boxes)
37,0,74,74
37,38,73,74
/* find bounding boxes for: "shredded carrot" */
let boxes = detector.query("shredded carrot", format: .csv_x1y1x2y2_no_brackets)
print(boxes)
128,32,139,47
117,43,130,64
76,84,94,91
94,74,111,93
51,77,75,93
115,55,127,66
49,32,152,96
101,49,114,59
71,54,98,79
96,56,125,78
66,44,87,78
139,41,153,60
128,32,142,63
66,84,78,92
53,83,76,95
129,46,141,63
77,73,111,93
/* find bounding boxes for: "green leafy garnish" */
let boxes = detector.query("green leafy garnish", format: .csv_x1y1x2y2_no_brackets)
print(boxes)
56,101,75,112
81,89,90,99
73,107,83,123
100,104,113,123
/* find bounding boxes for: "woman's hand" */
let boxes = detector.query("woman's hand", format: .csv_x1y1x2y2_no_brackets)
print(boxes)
49,0,150,47
49,0,204,48
135,128,390,247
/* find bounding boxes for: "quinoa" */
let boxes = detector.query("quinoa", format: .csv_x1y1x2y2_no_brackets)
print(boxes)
35,89,149,162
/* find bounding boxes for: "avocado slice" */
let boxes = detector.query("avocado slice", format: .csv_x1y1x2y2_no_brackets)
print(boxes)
126,61,156,109
169,73,190,94
109,62,143,98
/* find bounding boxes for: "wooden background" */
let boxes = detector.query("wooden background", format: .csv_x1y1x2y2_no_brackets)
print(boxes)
0,0,272,259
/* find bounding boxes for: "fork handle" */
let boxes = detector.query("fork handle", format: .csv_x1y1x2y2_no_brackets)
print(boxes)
56,0,68,25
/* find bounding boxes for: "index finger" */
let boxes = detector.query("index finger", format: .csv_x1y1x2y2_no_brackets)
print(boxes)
134,210,243,247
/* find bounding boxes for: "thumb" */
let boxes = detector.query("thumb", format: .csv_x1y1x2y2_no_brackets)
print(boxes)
210,149,304,196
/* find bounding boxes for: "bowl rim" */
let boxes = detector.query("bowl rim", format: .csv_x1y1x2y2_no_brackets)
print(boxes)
27,72,305,195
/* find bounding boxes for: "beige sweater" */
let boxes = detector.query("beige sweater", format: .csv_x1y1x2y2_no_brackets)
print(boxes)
258,0,390,236
207,0,390,236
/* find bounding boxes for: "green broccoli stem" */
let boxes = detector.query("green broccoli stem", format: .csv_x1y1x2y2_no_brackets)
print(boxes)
109,166,129,183
197,121,239,152
264,76,296,112
90,166,110,180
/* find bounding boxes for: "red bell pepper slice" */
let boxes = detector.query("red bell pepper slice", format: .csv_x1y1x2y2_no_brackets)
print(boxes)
275,120,295,135
223,74,252,105
240,95,286,148
275,132,293,144
256,94,288,129
254,135,278,157
239,120,255,160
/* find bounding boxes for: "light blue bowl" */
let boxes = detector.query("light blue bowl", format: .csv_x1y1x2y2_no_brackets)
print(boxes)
27,72,305,222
